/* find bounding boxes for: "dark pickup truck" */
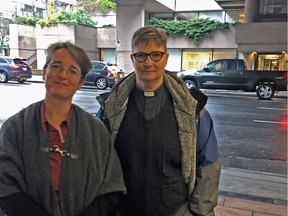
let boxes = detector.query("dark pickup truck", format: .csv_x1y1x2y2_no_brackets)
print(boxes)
177,59,287,100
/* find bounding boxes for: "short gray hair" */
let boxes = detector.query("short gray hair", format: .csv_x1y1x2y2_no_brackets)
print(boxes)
131,26,167,52
43,41,92,78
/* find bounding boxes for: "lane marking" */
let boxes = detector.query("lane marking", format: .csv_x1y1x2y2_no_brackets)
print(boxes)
254,120,282,124
256,107,287,111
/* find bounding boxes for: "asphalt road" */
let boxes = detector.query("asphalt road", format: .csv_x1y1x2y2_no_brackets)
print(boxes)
204,93,287,175
0,82,287,176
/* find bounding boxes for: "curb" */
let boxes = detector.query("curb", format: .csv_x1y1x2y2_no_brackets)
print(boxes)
202,89,287,99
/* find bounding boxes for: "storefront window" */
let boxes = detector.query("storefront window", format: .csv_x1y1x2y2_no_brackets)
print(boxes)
182,48,237,70
182,49,212,70
257,53,286,71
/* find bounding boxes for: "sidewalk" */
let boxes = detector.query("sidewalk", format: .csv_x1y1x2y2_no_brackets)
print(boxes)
216,167,287,216
28,75,288,215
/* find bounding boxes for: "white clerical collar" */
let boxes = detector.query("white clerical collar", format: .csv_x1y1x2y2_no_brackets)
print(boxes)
144,91,155,97
136,83,164,97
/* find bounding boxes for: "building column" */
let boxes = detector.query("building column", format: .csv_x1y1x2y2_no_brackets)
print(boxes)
115,0,145,74
244,0,260,23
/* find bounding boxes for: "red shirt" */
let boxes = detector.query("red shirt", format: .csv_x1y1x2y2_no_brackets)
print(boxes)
41,102,71,192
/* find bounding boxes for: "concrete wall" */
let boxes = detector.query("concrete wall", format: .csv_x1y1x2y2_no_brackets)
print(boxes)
235,22,287,52
96,28,117,48
9,24,36,59
36,24,76,70
116,0,146,73
9,23,99,70
74,24,99,60
156,0,175,10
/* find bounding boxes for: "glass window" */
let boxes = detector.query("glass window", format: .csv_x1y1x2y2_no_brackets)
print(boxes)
257,54,285,71
182,49,212,70
181,49,237,70
91,62,105,70
149,13,174,20
0,58,6,63
175,12,198,20
13,59,28,65
227,60,237,70
199,11,223,22
150,11,232,23
206,60,224,72
260,0,287,14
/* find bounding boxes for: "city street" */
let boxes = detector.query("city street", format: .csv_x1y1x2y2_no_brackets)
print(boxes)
204,91,287,175
0,81,287,176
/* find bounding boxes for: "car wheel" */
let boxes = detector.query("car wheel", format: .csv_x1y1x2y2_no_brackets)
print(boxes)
184,80,196,90
18,79,26,84
0,72,8,83
256,83,275,100
95,77,108,90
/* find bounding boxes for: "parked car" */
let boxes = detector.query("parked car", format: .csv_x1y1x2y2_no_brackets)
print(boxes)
84,60,125,90
0,56,32,83
178,59,287,100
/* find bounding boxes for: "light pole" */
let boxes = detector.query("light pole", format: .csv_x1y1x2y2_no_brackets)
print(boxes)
0,12,3,55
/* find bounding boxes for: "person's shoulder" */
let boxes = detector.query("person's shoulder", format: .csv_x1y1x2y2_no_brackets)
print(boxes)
72,104,95,119
7,101,41,119
1,101,42,130
72,104,104,125
189,87,207,107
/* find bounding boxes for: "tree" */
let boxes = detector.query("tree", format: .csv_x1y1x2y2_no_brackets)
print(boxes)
78,0,116,13
0,14,10,55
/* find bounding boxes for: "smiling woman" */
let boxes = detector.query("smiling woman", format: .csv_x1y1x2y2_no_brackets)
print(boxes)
0,41,126,216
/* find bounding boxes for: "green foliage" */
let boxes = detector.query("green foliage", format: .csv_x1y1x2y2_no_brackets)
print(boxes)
102,24,115,27
78,0,116,13
16,17,40,25
97,0,116,12
16,11,96,28
37,11,97,27
78,0,97,12
149,18,230,41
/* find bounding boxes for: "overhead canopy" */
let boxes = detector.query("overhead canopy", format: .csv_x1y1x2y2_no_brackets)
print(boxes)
214,0,245,21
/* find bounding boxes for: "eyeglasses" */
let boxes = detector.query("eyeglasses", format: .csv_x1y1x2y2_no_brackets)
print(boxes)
132,51,165,62
48,62,81,78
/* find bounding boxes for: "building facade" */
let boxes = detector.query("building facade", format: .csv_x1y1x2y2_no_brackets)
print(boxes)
113,0,287,73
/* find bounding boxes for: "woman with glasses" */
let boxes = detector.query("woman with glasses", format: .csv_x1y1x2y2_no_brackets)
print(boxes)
0,41,126,216
96,26,221,216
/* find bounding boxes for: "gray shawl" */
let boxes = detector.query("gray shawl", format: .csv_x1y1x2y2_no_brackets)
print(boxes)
0,101,126,216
